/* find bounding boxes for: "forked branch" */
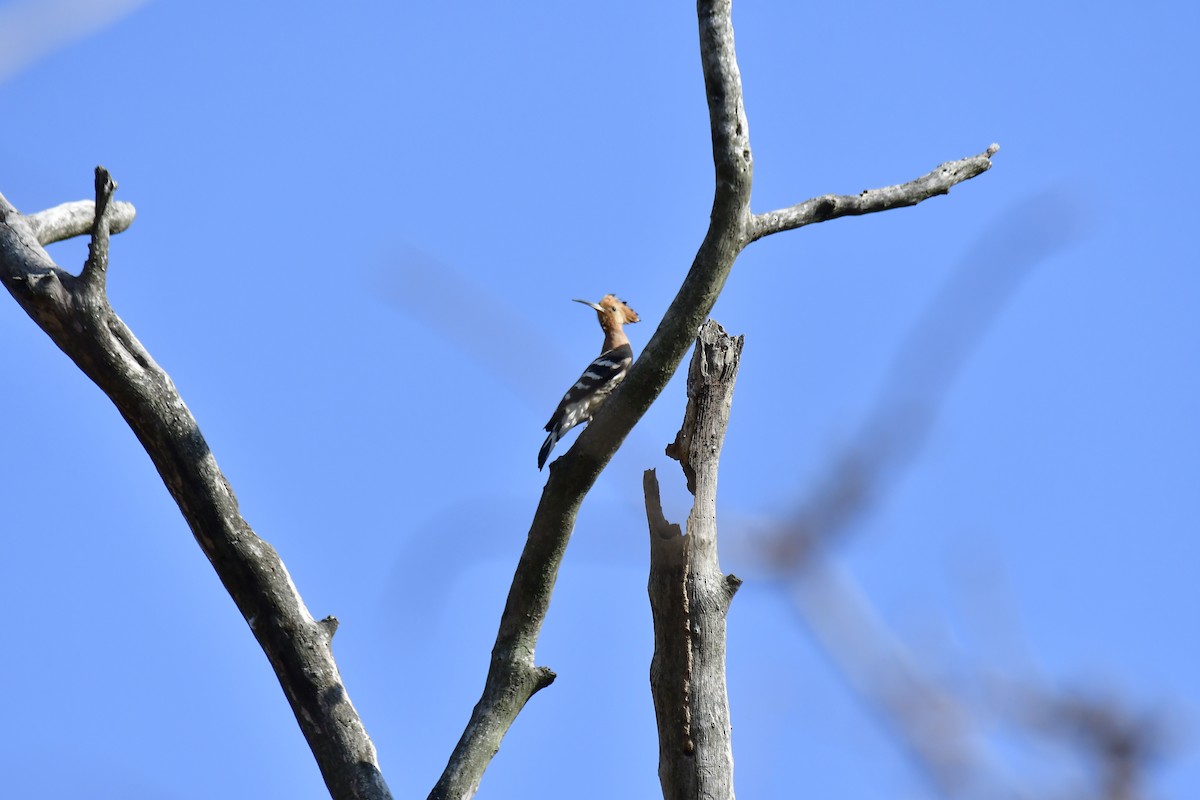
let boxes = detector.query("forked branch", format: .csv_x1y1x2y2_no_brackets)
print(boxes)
0,169,391,800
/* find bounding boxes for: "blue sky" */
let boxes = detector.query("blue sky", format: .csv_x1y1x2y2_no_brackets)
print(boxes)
1,1,1196,797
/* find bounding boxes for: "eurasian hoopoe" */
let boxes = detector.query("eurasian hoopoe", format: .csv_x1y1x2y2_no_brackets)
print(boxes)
538,294,640,470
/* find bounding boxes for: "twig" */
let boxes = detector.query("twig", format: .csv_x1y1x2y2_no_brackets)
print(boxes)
750,144,999,242
80,166,116,293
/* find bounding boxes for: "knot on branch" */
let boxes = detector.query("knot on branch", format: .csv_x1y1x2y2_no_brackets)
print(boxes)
532,666,557,693
318,615,340,640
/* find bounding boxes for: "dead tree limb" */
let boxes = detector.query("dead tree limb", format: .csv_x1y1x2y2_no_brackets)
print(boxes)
750,144,999,242
646,320,744,800
27,198,137,245
0,169,391,800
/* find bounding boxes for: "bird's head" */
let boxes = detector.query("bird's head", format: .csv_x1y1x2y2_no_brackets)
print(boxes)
573,294,640,327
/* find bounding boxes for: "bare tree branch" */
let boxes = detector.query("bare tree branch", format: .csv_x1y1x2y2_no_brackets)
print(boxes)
750,144,1000,243
429,2,998,796
647,320,743,800
26,198,137,245
0,172,392,800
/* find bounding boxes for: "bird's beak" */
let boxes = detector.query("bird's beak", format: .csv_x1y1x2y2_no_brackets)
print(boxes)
572,298,604,312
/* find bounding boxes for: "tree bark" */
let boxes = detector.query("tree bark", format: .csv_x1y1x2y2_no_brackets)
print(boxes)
646,320,744,800
0,170,391,800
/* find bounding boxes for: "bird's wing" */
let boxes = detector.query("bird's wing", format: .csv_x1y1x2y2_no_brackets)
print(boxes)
543,344,633,431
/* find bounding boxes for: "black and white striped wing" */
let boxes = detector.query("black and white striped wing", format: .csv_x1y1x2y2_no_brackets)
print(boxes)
538,344,633,469
545,344,633,433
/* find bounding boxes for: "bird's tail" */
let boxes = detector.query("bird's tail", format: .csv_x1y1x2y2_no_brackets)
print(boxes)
537,428,559,471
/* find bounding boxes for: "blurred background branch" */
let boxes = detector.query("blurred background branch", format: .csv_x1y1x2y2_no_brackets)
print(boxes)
741,190,1173,799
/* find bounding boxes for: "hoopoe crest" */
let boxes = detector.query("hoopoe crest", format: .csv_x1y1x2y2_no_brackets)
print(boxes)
538,294,640,470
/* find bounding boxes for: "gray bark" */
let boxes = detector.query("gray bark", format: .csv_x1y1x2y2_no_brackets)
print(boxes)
646,320,744,800
27,199,137,245
0,170,391,800
749,144,1000,242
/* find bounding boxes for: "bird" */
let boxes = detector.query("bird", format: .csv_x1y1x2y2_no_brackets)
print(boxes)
538,295,640,470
